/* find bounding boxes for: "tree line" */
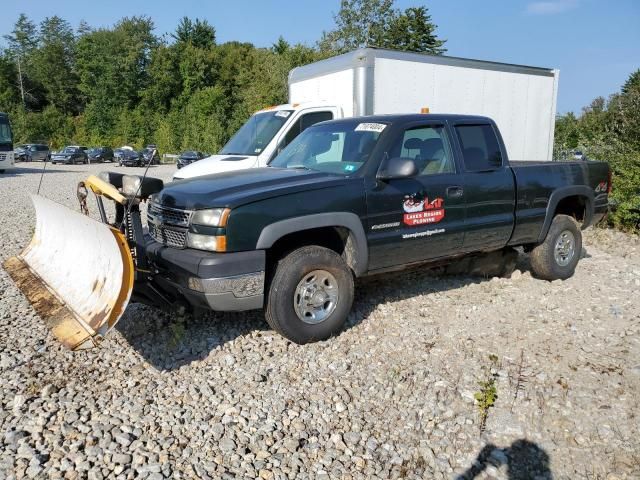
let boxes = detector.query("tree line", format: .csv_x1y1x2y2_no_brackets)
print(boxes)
555,70,640,230
0,0,446,154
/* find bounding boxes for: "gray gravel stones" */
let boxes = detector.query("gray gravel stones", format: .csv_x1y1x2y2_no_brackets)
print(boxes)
0,163,639,479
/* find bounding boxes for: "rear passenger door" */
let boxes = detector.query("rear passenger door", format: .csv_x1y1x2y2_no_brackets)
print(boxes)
451,122,516,252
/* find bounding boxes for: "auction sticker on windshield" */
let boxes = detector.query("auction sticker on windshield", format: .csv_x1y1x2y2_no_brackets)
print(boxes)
275,111,291,118
355,123,387,133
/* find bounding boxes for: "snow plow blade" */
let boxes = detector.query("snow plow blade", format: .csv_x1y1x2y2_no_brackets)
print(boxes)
3,194,134,350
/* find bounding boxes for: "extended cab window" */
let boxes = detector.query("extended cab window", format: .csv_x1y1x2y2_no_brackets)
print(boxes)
455,124,503,171
389,125,455,175
283,111,334,147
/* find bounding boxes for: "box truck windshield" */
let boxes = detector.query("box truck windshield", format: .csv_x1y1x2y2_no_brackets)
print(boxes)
220,110,293,156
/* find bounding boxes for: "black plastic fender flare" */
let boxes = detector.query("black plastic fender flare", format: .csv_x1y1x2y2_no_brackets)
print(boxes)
256,212,369,276
538,186,594,243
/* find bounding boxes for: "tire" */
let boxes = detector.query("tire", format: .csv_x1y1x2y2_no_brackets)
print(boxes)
265,245,354,344
530,214,582,281
0,169,5,174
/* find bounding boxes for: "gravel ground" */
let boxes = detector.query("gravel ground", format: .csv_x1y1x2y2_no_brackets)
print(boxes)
1,163,639,480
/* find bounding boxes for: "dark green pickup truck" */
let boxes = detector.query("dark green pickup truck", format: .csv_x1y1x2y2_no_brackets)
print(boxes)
133,114,609,343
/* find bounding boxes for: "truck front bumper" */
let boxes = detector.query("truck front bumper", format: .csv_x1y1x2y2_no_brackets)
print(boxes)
143,241,265,312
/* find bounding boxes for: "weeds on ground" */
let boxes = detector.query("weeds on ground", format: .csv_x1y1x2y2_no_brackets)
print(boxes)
475,354,499,434
168,321,186,349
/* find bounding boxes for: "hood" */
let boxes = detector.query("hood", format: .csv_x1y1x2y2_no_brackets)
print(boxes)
157,167,350,210
173,154,257,180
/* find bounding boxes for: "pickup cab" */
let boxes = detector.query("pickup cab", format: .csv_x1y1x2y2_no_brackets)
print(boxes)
137,114,609,344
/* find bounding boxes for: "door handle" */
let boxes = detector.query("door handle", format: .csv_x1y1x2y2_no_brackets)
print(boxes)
446,186,464,198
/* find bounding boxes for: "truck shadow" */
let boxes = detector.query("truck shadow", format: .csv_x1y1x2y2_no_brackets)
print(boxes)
455,440,553,479
116,249,587,371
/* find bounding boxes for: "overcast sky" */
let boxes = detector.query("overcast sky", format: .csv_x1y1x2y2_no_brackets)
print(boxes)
1,0,638,114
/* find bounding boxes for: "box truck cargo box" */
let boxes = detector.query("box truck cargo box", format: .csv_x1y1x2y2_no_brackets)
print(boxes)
289,48,559,162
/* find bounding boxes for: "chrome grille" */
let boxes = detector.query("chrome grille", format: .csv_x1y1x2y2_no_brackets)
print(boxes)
147,202,192,227
148,222,187,248
0,152,11,162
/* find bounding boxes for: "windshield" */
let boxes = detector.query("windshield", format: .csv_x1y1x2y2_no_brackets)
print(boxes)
270,119,386,175
220,110,293,156
88,148,101,154
0,118,12,144
62,147,76,154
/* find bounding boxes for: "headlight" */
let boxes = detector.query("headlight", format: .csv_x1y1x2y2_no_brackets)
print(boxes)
122,175,142,196
191,208,230,227
186,232,226,252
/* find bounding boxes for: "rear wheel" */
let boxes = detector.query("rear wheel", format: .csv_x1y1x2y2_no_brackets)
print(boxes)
530,214,582,281
265,246,354,344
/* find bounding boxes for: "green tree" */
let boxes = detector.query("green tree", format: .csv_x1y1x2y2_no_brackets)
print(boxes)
319,0,395,53
31,16,79,114
384,7,446,54
172,17,216,49
319,0,445,54
3,14,42,109
621,69,640,95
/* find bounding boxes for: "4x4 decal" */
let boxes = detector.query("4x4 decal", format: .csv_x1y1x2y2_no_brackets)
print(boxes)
403,193,445,226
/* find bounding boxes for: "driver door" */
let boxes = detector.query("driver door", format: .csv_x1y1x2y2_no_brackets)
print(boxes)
366,121,466,270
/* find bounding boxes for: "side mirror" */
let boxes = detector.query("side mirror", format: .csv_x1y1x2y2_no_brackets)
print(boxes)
377,156,419,180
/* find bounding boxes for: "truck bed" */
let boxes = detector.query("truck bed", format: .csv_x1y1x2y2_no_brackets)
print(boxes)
509,160,610,246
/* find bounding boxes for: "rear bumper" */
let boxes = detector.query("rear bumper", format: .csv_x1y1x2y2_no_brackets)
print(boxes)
143,240,265,312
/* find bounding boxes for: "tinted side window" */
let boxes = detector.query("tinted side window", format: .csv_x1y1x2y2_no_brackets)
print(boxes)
284,111,334,147
389,125,455,175
455,124,502,171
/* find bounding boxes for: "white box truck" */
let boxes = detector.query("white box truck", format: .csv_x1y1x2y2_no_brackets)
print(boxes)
174,48,559,180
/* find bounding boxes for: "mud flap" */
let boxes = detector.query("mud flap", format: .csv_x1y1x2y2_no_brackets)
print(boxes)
3,195,134,350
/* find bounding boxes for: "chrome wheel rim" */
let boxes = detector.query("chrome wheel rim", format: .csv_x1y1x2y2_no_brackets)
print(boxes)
294,270,339,324
554,230,575,267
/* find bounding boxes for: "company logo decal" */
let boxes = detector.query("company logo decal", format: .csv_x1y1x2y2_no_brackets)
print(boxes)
595,181,608,193
402,193,445,226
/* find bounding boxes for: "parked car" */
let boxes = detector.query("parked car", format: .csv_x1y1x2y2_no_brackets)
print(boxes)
88,146,114,163
118,149,142,167
50,146,88,165
177,151,205,169
139,147,160,165
15,144,50,162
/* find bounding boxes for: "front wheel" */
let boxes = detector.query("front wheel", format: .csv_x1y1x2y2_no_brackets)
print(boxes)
265,246,354,344
530,214,582,281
